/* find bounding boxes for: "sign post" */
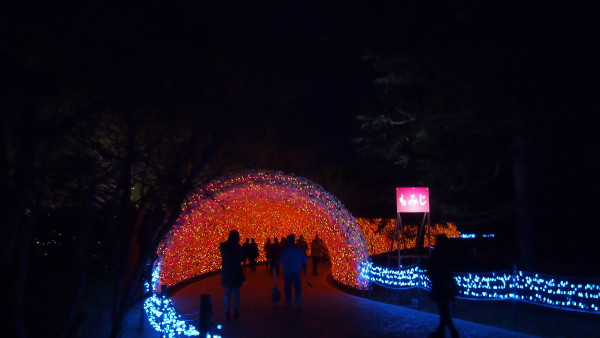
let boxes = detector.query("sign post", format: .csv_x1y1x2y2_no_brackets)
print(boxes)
395,187,430,268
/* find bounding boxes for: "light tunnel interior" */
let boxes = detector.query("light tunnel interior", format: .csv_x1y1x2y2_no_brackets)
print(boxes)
156,171,371,290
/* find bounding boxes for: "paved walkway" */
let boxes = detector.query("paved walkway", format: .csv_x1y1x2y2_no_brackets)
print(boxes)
124,264,538,337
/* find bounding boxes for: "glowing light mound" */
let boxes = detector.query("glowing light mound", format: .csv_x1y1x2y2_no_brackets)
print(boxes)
157,170,371,290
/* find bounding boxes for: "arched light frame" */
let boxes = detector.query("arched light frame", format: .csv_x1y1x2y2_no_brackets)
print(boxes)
155,170,372,290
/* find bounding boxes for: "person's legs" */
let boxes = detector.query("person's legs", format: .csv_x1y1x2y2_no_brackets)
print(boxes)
440,302,449,332
232,287,240,318
283,272,293,305
224,288,232,318
444,302,459,337
434,301,459,337
312,257,319,275
292,272,302,308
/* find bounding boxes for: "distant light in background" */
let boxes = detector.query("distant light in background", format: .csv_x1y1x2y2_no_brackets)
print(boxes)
460,233,496,239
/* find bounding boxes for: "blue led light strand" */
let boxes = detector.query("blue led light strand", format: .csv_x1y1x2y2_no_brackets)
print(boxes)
144,260,599,336
143,262,224,337
359,261,424,289
358,263,600,314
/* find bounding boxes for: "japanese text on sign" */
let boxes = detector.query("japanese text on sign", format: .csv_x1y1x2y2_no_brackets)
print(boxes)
396,187,429,213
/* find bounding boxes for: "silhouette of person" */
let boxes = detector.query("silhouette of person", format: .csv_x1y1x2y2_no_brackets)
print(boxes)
264,238,272,271
276,234,308,308
219,230,246,319
296,235,309,274
242,238,251,271
269,237,281,275
248,238,259,272
310,234,322,275
426,235,459,338
319,238,329,265
280,235,287,248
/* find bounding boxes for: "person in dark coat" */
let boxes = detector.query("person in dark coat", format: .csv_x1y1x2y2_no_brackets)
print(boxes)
248,238,259,272
296,235,309,274
264,238,272,271
220,230,246,319
269,237,281,275
426,235,459,338
242,238,251,271
310,234,322,275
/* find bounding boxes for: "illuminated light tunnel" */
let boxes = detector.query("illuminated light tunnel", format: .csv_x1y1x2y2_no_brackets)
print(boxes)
156,170,371,290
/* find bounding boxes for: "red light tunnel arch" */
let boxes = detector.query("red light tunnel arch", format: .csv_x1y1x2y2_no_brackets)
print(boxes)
156,170,371,289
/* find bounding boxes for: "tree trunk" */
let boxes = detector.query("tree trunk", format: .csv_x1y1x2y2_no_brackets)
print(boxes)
510,100,538,270
5,110,38,338
60,185,97,337
106,130,227,337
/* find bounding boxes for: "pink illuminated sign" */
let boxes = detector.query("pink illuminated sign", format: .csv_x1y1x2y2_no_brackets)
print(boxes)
396,187,430,213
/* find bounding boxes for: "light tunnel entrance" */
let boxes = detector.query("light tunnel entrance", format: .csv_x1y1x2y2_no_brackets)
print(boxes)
156,170,371,290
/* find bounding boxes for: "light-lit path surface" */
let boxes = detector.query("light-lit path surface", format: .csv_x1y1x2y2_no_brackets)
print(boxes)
125,264,538,337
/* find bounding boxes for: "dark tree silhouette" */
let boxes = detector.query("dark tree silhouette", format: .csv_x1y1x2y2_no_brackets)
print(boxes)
353,1,599,270
2,2,268,336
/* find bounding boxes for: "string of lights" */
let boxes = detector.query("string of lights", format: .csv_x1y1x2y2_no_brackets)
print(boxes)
359,262,600,314
354,218,460,255
157,170,371,291
145,261,599,336
143,262,203,337
143,262,223,337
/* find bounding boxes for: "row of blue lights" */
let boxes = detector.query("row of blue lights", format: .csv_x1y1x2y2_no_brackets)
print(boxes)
144,260,599,336
459,233,495,238
359,262,600,313
143,262,222,337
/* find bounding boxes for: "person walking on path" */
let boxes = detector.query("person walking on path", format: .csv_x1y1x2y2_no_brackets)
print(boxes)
269,237,282,275
242,238,251,271
248,238,259,272
280,235,287,248
276,234,308,309
263,238,272,271
319,238,329,265
219,230,246,319
426,235,459,338
296,235,309,274
310,234,323,275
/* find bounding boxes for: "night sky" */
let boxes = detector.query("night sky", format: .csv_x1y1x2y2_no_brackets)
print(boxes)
3,1,600,266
